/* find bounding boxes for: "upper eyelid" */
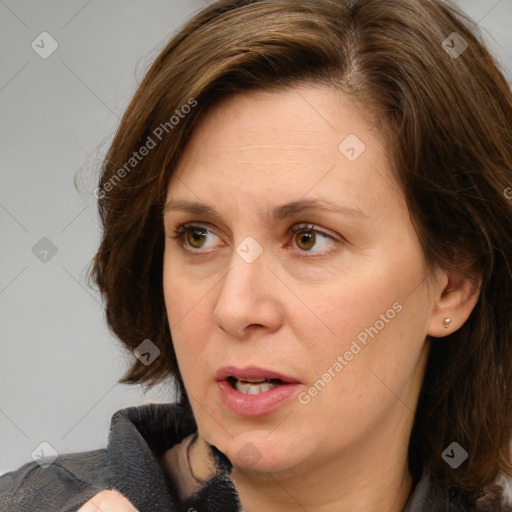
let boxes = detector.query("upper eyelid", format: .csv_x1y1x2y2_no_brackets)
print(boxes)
176,221,334,235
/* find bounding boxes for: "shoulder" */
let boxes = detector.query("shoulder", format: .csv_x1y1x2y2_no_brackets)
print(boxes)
0,402,197,511
0,448,108,512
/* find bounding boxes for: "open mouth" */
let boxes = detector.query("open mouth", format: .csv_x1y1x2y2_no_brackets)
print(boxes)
217,368,301,415
227,376,284,395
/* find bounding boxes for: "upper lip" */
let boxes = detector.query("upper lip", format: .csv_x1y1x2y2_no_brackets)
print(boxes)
215,365,301,383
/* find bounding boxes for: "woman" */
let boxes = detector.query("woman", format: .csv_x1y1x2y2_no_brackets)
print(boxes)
1,0,512,510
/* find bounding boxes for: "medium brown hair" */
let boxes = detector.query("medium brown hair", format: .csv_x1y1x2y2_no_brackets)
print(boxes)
87,0,512,506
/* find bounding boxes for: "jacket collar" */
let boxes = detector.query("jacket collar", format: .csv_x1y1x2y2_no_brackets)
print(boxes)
106,402,242,511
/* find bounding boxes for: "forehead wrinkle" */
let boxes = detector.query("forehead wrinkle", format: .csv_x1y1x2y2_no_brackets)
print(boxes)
210,142,323,152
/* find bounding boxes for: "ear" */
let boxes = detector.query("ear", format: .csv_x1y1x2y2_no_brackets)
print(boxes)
427,267,482,338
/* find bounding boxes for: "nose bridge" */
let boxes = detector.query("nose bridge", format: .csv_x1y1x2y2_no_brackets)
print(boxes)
212,239,281,335
220,240,268,303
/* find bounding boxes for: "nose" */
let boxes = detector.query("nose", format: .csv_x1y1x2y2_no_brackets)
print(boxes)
211,245,283,338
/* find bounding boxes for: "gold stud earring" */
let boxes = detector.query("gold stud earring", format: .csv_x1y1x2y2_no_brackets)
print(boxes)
443,317,452,329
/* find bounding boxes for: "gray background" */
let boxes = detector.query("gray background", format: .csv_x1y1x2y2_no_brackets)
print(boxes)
1,0,511,476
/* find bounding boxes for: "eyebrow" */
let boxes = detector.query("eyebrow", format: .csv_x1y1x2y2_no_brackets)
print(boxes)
163,198,369,222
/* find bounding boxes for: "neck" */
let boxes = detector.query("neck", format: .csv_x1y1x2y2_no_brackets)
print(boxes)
190,418,414,512
188,432,217,482
230,452,413,512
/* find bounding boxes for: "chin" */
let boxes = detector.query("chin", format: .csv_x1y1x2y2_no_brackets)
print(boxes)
214,431,303,474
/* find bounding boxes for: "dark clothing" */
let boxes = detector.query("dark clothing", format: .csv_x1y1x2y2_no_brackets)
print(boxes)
0,402,502,511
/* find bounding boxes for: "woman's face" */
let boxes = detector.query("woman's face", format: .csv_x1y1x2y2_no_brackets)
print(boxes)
162,84,442,476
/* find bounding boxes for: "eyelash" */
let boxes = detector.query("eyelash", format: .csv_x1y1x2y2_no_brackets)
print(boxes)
167,222,341,256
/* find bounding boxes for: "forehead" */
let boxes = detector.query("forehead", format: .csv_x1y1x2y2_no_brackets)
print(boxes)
166,84,401,215
178,85,373,155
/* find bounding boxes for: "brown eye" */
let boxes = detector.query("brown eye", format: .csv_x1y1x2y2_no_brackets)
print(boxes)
294,230,316,251
169,222,223,252
289,223,339,254
186,228,208,248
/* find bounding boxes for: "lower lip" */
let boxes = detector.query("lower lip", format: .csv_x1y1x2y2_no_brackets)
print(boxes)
217,380,301,416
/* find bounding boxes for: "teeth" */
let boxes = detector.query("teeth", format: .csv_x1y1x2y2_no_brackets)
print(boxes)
234,380,279,394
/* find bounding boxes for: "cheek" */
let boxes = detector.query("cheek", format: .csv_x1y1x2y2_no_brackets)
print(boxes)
162,261,211,373
297,267,406,354
295,254,430,395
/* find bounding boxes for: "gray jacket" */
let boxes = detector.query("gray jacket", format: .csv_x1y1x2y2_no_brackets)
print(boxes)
0,402,501,511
